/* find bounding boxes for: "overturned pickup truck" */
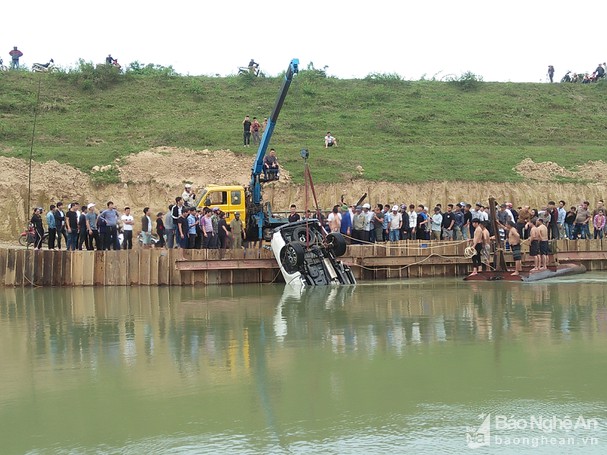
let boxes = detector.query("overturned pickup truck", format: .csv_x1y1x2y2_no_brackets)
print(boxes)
270,220,356,286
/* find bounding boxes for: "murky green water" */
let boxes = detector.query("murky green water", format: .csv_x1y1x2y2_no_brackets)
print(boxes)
1,275,607,454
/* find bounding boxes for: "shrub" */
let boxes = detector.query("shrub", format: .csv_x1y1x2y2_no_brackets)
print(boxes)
126,61,178,78
447,71,484,91
365,72,403,82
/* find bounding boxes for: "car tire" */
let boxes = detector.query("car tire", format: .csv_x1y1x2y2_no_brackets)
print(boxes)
326,232,347,257
280,242,305,274
293,226,322,244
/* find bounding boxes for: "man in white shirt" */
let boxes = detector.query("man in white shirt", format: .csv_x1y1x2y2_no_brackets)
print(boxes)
389,206,402,242
324,131,338,148
182,183,196,207
121,206,134,249
407,204,417,240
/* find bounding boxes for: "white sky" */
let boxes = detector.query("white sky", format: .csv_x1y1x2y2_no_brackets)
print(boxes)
5,0,606,82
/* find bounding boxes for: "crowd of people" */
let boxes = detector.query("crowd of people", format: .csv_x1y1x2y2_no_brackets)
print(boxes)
552,62,606,83
318,198,606,244
27,184,247,257
26,181,606,268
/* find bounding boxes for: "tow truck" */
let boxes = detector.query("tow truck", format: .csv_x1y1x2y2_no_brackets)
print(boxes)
198,59,299,241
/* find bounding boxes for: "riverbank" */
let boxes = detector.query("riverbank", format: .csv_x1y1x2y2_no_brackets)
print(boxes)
2,150,607,241
2,239,605,287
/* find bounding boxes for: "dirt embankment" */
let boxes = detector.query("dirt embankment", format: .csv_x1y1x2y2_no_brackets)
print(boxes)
2,148,606,242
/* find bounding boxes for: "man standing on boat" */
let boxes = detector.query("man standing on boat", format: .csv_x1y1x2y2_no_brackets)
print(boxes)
468,218,483,276
528,219,541,272
537,218,549,270
506,221,522,276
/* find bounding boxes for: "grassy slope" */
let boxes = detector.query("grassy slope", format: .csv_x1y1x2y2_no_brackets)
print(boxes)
1,70,606,184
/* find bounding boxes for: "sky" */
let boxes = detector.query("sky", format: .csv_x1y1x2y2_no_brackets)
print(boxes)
5,0,606,82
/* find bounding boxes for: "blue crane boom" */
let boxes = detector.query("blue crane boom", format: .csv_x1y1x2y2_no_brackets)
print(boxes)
250,58,299,205
247,58,299,241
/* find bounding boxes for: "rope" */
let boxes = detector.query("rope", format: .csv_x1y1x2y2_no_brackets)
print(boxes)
341,234,468,250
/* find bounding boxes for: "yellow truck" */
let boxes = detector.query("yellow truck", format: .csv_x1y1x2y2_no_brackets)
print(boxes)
197,185,246,229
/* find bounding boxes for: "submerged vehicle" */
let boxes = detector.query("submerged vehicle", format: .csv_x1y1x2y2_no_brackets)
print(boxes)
270,219,356,286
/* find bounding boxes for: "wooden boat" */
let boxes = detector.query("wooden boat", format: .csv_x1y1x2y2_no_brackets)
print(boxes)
463,263,586,282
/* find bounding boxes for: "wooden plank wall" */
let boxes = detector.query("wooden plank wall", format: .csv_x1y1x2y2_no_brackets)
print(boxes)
0,239,604,287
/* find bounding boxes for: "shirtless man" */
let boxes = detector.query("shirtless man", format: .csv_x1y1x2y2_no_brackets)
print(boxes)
528,218,541,272
537,218,549,270
480,221,491,268
468,218,483,276
506,221,522,275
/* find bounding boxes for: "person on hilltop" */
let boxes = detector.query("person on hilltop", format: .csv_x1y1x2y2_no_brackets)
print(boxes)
243,115,252,147
9,46,23,69
251,117,262,145
106,54,113,65
248,59,259,75
547,65,555,83
325,131,338,148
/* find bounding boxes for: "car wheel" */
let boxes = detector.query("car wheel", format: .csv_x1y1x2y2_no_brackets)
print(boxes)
293,226,321,244
280,242,305,274
326,232,347,257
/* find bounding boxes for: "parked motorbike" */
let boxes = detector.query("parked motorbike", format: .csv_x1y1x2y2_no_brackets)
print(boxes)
19,224,49,247
32,59,55,72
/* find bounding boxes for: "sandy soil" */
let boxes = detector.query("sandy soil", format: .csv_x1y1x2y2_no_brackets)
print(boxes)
1,148,606,241
514,158,607,181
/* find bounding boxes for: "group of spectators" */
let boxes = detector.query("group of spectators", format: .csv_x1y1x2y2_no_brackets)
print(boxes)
28,184,247,254
315,199,607,244
29,201,160,252
27,190,606,254
555,62,606,83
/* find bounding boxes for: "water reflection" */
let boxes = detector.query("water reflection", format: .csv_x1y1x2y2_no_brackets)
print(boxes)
1,276,607,454
1,277,607,379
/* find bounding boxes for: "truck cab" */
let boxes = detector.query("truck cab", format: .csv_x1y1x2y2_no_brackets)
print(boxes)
197,185,246,228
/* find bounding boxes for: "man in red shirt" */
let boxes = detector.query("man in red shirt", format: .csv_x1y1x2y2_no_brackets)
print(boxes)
9,46,23,69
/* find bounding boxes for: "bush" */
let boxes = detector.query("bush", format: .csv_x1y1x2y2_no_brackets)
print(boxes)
447,71,484,91
365,72,403,82
59,59,123,90
298,62,329,80
126,61,178,78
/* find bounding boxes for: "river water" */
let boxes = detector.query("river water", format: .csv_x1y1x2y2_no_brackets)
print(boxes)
1,274,607,454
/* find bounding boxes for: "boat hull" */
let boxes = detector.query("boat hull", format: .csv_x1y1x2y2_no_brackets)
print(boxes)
463,263,586,282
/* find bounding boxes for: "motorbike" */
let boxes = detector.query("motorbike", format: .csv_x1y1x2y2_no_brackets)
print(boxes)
19,224,49,247
238,62,260,77
32,59,55,72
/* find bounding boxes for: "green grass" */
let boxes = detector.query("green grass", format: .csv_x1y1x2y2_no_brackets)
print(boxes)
1,69,606,184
